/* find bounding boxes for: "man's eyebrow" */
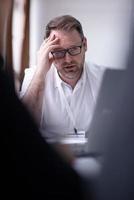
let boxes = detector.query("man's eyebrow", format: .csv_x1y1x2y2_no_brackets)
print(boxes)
53,42,82,51
53,48,66,52
67,42,82,48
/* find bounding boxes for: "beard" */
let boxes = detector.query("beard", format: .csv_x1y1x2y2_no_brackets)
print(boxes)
58,62,83,80
54,54,85,80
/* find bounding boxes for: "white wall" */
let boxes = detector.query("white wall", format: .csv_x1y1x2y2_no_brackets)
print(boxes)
30,0,132,69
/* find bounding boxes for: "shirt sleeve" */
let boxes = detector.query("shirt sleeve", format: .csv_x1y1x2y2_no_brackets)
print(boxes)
19,66,36,98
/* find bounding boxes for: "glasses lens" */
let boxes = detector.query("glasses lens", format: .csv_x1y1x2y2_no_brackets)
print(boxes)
68,46,81,56
52,50,65,59
51,44,82,59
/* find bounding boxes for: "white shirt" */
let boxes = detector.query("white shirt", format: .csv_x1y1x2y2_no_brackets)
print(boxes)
20,61,105,140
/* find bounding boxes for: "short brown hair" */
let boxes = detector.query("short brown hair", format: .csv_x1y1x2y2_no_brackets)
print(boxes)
44,15,84,39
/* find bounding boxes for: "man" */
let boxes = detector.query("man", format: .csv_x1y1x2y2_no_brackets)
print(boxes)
20,15,105,140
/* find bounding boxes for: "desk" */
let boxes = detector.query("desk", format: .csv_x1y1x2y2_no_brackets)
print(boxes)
47,137,89,164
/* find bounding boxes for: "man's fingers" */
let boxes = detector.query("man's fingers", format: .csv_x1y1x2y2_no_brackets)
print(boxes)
39,36,59,51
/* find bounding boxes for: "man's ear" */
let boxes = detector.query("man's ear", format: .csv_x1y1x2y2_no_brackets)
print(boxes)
83,37,87,51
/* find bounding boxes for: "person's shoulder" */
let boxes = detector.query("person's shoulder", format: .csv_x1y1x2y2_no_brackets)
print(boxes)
86,61,106,76
85,61,106,84
85,61,107,101
23,65,37,82
19,66,37,98
24,65,37,75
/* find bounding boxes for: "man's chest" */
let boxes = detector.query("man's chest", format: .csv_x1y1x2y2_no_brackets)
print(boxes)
42,83,95,131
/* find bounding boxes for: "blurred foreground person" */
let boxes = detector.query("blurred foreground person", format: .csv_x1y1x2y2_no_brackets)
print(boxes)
0,54,88,200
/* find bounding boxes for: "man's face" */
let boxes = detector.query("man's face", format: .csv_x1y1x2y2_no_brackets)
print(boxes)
50,29,87,80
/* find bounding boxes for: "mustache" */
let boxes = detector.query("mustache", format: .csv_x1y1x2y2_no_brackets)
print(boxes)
62,62,77,67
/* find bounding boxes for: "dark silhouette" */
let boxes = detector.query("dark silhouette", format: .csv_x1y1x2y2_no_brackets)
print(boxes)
0,54,86,199
87,19,134,200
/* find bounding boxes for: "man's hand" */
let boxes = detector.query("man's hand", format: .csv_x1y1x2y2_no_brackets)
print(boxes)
36,34,60,75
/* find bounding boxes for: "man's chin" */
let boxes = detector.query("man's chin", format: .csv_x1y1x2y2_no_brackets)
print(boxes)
64,73,78,80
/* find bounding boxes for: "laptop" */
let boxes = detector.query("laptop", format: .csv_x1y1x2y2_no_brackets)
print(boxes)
69,68,127,158
72,4,134,159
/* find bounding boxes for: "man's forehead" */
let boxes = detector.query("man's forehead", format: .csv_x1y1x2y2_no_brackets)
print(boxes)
50,30,81,45
50,30,80,38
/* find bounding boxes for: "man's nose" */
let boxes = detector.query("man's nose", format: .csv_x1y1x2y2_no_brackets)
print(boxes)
64,52,73,62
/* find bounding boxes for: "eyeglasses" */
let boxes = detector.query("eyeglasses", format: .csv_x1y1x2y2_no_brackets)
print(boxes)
51,44,83,59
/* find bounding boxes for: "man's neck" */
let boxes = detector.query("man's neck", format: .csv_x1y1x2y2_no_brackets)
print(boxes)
58,71,83,89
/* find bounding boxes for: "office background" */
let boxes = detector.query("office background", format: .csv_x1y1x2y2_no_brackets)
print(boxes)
27,0,132,69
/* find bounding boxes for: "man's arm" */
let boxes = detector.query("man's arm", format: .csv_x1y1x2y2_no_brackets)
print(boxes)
21,68,46,124
21,34,60,124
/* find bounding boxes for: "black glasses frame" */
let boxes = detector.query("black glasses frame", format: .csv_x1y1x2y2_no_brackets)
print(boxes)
51,43,83,59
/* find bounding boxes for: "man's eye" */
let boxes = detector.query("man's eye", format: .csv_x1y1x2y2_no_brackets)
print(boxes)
71,47,78,51
52,50,65,58
69,47,79,52
55,51,64,55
